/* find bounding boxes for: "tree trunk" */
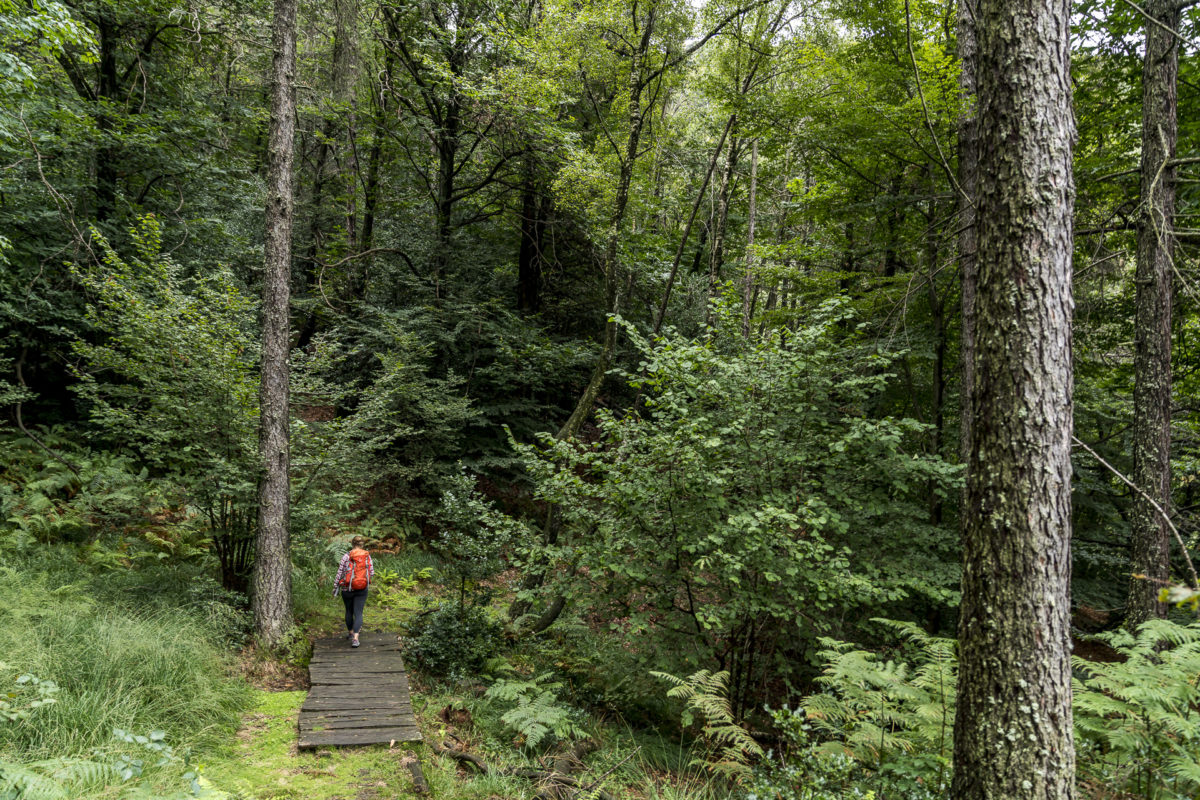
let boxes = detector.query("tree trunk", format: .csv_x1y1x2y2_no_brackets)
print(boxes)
95,9,119,222
958,0,978,470
356,48,395,301
432,100,461,292
654,114,734,334
1125,0,1179,628
517,161,544,314
705,133,740,326
740,139,758,338
951,0,1076,795
253,0,298,648
557,7,656,441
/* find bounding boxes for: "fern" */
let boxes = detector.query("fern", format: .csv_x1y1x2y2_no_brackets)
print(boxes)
1073,619,1200,798
801,620,956,768
654,669,764,777
484,673,585,749
0,756,122,799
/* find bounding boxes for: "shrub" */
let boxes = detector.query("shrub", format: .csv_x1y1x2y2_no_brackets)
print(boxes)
404,600,503,681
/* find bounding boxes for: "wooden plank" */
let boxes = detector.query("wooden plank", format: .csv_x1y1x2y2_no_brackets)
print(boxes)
308,683,408,691
301,709,414,722
303,695,411,706
303,692,411,703
302,686,409,698
301,717,419,731
308,672,410,681
298,727,423,748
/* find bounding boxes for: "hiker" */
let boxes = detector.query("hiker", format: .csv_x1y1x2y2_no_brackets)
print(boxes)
333,536,373,647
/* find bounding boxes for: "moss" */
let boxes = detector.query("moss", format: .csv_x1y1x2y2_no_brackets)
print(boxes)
203,690,536,800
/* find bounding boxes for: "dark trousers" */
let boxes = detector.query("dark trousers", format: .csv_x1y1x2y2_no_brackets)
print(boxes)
341,588,368,633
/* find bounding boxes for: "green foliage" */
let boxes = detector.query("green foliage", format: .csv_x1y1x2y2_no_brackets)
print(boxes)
484,665,586,750
519,304,960,708
797,620,954,795
804,621,955,761
742,719,879,800
0,666,57,723
1073,620,1200,799
654,670,763,777
72,217,258,487
404,600,503,681
0,432,160,549
433,468,525,608
0,0,94,101
71,218,260,588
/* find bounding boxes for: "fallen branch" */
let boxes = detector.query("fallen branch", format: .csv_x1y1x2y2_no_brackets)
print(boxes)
402,749,430,795
429,740,618,800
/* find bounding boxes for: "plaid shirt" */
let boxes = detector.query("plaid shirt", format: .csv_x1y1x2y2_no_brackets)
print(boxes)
333,549,373,594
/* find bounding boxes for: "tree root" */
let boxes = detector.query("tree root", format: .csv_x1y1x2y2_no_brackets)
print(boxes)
429,739,616,800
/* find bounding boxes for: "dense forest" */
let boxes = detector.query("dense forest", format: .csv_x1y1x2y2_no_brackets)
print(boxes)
2,0,1200,796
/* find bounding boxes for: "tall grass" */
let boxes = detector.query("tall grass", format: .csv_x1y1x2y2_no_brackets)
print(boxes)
0,561,250,761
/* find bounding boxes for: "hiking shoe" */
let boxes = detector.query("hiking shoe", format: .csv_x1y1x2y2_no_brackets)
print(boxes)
351,639,360,648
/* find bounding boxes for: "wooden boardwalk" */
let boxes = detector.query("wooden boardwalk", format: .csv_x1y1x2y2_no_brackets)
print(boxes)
298,633,423,749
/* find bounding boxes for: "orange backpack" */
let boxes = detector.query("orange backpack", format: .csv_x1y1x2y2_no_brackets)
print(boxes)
340,548,371,591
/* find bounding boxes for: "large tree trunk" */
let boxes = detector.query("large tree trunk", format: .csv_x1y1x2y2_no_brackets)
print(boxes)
1125,0,1179,628
253,0,298,648
951,0,1076,795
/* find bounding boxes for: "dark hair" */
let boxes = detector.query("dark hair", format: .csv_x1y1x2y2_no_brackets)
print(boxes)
350,536,367,549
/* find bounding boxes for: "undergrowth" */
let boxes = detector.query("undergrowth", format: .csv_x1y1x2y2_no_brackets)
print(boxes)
0,551,251,798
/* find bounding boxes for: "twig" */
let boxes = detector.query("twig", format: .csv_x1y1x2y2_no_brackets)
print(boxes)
1071,435,1199,589
1115,0,1200,49
904,0,970,209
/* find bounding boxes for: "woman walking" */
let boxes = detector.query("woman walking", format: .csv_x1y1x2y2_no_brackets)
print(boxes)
333,536,373,647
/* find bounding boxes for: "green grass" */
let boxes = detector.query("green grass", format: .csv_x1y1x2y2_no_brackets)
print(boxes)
204,690,537,800
0,568,249,760
0,556,252,798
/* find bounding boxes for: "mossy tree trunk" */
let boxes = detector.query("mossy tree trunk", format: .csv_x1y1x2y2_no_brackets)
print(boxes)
253,0,298,648
1126,0,1179,629
951,0,1076,794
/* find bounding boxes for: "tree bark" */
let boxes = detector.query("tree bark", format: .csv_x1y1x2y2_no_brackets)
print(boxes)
705,133,741,326
951,0,1076,795
1125,0,1179,629
740,139,758,338
958,0,977,470
517,159,545,314
253,0,298,648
